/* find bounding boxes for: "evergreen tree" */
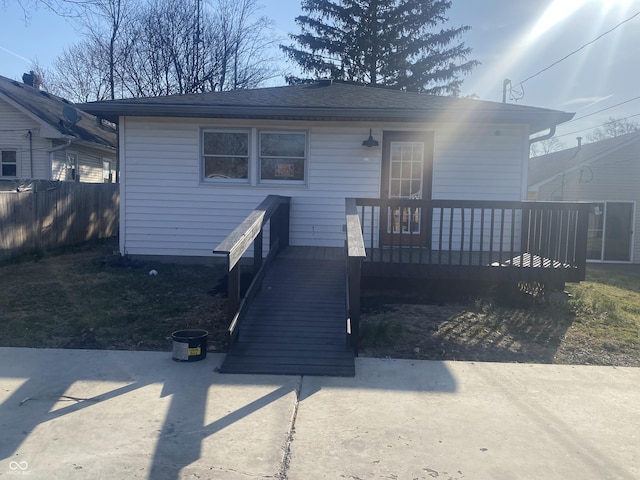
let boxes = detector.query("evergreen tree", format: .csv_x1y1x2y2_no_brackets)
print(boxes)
281,0,478,95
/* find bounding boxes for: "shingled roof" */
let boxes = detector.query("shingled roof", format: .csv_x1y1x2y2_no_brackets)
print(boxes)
529,131,640,187
80,81,573,135
0,75,116,149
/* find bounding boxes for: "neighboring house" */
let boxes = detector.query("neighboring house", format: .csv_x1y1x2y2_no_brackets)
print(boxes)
81,80,574,261
529,132,640,263
0,74,117,183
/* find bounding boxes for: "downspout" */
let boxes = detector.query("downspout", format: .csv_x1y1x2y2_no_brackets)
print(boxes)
27,130,33,178
48,136,74,180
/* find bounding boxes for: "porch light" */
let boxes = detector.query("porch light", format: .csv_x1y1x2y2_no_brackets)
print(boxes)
362,129,379,148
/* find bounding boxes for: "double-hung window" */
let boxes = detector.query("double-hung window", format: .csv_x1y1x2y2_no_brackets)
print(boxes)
1,150,17,177
259,132,307,183
202,130,249,182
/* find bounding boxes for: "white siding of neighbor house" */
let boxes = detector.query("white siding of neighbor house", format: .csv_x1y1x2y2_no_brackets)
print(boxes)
119,116,529,258
51,145,116,183
0,98,51,179
534,141,640,263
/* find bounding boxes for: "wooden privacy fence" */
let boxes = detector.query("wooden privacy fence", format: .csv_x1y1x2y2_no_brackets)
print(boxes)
0,181,119,260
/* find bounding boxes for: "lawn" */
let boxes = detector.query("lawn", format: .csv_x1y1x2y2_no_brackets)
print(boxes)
0,239,229,353
1,239,639,367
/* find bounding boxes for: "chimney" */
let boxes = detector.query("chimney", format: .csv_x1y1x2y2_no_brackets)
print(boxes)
576,136,582,149
22,71,42,90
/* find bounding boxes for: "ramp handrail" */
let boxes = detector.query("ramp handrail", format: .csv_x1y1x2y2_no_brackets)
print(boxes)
345,198,366,356
213,195,290,342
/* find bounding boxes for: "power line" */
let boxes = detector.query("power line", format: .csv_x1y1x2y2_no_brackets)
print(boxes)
516,10,640,88
564,95,640,124
555,112,640,139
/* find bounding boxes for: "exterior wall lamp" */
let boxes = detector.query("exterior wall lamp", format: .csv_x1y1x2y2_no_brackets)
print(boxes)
362,129,379,148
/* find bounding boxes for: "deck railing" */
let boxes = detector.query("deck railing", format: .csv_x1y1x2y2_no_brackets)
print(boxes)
213,195,290,342
348,198,590,282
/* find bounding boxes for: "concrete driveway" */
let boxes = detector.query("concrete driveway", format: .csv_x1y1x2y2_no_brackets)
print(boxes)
0,347,638,479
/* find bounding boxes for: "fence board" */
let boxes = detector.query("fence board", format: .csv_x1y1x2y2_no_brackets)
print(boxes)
0,181,119,260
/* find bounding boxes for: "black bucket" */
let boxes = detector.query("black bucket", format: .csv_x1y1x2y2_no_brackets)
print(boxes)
171,329,208,362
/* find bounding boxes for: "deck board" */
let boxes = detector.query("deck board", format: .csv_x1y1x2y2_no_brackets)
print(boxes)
219,247,355,377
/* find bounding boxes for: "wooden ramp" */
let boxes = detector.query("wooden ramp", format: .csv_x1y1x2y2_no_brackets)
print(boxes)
219,247,355,377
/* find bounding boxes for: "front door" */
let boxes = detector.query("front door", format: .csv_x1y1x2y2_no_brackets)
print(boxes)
380,131,434,245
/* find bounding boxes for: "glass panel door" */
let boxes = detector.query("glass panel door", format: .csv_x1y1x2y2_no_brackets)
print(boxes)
603,202,633,261
587,202,634,262
587,203,605,260
388,141,424,235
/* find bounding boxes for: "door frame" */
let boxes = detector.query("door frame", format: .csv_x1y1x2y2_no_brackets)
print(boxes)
379,131,434,246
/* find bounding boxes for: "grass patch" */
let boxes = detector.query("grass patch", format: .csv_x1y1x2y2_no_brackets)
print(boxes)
0,238,229,352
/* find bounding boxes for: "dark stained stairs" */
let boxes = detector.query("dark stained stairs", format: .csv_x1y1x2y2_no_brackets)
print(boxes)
219,248,355,376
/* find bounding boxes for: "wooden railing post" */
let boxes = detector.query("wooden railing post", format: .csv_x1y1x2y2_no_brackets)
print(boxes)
348,255,362,356
345,198,367,356
227,261,241,324
253,231,263,275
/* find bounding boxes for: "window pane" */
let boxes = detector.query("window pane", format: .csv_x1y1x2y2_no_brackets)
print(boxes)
260,157,304,181
2,164,17,176
2,151,17,163
260,133,305,157
204,157,248,179
1,151,16,177
204,132,248,156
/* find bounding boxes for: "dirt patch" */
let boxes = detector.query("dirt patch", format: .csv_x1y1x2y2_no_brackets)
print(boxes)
359,282,640,367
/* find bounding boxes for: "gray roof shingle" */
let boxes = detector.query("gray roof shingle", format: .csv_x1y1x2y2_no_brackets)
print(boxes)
0,75,116,149
79,82,573,134
528,131,640,186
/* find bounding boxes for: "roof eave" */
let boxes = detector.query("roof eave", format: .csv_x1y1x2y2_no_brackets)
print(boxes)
81,103,573,131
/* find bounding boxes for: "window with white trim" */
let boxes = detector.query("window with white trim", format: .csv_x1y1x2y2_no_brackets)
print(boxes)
259,132,307,183
202,130,249,181
1,150,17,177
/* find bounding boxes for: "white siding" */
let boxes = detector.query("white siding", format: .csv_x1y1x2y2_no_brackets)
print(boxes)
433,125,528,200
51,146,115,182
535,142,640,263
120,117,529,257
0,98,50,179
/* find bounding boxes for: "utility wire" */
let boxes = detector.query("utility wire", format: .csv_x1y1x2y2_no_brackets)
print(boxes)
555,112,640,138
516,10,640,88
564,95,640,124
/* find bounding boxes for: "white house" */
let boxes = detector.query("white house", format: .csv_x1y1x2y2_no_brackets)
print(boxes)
0,74,117,183
529,132,640,263
81,81,574,261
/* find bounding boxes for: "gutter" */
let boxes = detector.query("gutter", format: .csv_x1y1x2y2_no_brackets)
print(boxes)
529,125,556,145
48,136,74,153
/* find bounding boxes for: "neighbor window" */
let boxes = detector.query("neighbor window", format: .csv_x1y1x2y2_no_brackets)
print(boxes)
259,132,306,182
1,150,17,177
202,130,249,181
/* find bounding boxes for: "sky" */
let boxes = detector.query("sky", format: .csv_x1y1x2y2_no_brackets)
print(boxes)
1,0,639,146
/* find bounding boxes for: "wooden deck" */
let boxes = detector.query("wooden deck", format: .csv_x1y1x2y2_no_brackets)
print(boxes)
362,248,582,284
219,247,355,377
